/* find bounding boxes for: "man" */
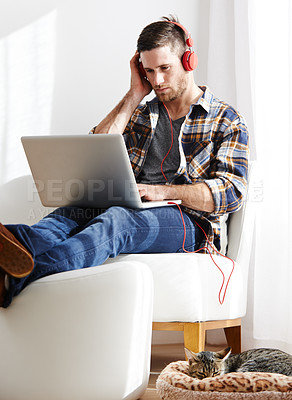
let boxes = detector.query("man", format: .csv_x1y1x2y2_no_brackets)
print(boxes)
0,16,249,307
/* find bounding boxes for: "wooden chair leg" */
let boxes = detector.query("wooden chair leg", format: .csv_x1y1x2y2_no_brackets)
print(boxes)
183,323,206,354
224,325,241,353
152,319,241,360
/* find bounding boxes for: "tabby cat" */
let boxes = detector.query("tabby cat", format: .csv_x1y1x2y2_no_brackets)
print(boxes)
185,347,292,379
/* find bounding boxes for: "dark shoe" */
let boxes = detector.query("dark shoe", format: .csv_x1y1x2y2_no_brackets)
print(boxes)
0,223,34,278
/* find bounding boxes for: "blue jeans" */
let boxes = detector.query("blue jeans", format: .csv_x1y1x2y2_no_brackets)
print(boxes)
4,205,202,307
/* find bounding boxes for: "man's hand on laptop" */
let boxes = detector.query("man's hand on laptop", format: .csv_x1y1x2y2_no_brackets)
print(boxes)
137,184,171,202
137,182,215,213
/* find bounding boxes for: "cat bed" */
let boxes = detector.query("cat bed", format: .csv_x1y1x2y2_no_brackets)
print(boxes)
156,361,292,399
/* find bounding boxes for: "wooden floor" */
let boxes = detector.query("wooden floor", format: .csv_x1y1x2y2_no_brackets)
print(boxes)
140,342,223,399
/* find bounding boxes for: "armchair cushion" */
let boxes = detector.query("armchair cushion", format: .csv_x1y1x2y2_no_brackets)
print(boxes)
105,253,246,322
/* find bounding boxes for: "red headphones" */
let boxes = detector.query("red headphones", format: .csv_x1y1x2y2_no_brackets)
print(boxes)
168,21,198,71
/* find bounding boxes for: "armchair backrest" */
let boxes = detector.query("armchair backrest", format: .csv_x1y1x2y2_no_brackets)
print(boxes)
0,175,49,225
226,162,255,267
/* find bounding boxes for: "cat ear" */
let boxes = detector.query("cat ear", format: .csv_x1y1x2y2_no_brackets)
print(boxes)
184,347,199,363
215,347,232,360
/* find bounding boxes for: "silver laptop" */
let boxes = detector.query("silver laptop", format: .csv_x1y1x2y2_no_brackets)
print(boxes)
21,134,181,209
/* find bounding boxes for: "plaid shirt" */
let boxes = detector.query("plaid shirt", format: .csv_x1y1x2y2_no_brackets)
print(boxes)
121,86,249,253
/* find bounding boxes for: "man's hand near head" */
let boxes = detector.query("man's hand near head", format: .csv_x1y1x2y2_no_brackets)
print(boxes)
93,51,152,135
129,51,152,101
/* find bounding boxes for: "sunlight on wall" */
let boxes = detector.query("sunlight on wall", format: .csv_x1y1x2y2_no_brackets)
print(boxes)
0,10,56,185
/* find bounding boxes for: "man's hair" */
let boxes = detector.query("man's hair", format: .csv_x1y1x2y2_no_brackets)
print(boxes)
137,15,187,58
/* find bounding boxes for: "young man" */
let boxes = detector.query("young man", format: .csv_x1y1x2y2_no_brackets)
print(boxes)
0,17,249,307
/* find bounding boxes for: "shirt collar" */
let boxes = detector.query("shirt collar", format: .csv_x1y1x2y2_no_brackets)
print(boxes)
192,86,213,113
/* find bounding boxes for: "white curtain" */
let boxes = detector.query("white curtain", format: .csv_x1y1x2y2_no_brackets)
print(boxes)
249,0,292,352
207,0,292,352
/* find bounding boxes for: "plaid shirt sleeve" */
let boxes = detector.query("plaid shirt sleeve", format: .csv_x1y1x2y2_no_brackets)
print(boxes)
203,116,249,216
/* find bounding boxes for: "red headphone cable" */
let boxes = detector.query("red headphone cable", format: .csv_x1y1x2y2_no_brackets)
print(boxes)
168,201,235,305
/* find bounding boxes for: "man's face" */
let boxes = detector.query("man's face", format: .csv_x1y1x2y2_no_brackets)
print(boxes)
140,45,188,103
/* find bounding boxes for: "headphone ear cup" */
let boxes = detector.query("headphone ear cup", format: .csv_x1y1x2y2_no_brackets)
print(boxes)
182,50,198,71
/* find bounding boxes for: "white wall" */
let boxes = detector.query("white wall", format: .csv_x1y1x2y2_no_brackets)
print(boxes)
50,0,210,134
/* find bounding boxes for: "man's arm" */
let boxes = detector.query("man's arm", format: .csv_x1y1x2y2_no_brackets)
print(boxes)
137,183,215,213
93,52,152,134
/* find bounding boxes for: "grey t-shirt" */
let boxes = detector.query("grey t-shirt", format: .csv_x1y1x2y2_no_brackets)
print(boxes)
138,103,185,184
